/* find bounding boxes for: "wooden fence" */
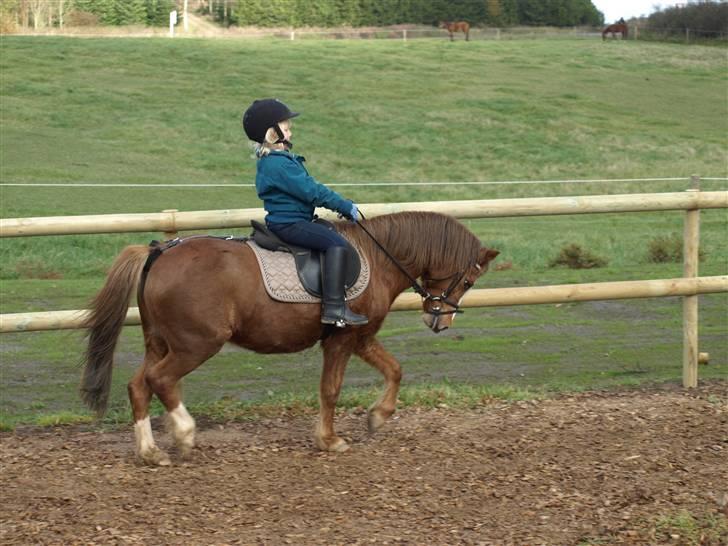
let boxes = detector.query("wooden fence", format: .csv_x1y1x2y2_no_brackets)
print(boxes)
1,184,727,387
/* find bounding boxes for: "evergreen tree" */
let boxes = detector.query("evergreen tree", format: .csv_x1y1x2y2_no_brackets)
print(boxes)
487,0,502,23
145,0,177,26
333,0,363,26
114,0,147,25
62,0,605,28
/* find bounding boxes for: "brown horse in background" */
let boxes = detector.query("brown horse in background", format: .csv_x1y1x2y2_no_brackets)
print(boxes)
602,22,628,40
440,21,470,41
80,212,499,466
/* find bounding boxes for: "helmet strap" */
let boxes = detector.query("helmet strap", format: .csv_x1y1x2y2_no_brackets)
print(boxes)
273,123,293,149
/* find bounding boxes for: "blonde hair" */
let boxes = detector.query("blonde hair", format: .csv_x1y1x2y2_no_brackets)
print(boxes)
254,119,290,157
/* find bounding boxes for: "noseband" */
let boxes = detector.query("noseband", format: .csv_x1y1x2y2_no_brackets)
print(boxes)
422,270,467,317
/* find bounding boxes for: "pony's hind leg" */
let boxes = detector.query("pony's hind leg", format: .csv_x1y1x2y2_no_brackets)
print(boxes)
144,336,226,462
128,341,171,466
143,351,201,461
355,338,402,433
166,390,196,459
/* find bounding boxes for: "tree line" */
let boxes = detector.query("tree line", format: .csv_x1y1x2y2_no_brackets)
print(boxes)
210,0,604,28
1,0,604,30
0,0,176,29
644,2,727,39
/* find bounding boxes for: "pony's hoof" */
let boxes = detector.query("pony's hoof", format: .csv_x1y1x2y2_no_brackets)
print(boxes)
179,445,195,460
138,447,172,467
329,438,350,453
316,436,350,453
368,409,393,433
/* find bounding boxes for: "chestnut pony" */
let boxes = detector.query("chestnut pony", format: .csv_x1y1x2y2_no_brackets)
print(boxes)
440,21,470,41
602,22,628,40
81,211,499,466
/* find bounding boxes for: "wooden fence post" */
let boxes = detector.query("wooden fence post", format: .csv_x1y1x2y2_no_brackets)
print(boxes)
162,209,179,240
682,175,701,387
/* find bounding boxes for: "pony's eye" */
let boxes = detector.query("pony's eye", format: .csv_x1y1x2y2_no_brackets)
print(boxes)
464,281,472,290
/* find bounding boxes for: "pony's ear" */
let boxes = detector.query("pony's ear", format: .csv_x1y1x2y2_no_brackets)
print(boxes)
478,247,500,267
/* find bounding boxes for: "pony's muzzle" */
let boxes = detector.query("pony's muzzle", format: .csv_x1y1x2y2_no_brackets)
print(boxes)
422,313,450,333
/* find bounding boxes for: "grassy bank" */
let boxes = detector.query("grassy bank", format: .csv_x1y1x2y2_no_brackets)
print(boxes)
1,36,726,426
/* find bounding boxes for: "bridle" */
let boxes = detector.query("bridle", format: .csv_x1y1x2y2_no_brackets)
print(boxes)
354,213,475,318
422,269,469,317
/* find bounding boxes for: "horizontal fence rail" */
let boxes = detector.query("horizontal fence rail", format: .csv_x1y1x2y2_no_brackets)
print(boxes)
1,191,726,238
2,187,727,387
2,276,726,333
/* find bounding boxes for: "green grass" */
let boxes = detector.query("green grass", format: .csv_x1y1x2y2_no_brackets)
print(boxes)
653,511,728,546
0,36,726,426
1,271,725,427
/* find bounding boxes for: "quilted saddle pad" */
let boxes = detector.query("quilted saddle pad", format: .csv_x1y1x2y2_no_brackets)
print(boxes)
246,240,370,303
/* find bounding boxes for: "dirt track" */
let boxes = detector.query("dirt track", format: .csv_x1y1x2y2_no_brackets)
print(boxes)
2,383,726,545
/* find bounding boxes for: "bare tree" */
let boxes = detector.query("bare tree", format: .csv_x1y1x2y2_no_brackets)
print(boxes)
58,0,69,29
18,0,29,28
28,0,46,30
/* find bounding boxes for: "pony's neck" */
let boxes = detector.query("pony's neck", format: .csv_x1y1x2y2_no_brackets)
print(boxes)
355,213,449,299
342,212,479,303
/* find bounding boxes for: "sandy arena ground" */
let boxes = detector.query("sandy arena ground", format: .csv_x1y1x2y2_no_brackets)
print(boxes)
1,382,726,545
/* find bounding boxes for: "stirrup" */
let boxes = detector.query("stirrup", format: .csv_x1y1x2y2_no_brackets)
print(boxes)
321,310,368,328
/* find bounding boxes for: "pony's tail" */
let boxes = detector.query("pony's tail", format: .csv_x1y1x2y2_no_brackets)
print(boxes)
80,245,150,416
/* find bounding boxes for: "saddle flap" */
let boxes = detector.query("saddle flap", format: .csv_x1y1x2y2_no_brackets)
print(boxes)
250,220,361,297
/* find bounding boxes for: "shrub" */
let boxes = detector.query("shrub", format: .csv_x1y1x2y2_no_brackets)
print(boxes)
549,243,607,269
647,233,704,263
66,10,100,27
0,12,17,34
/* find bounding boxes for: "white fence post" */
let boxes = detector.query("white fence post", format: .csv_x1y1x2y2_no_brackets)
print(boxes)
682,175,701,387
169,10,177,38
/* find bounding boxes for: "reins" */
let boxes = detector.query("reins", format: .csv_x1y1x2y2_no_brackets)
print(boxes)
354,212,429,298
353,212,466,316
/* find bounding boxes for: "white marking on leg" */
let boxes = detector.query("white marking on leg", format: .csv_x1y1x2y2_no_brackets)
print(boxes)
134,416,155,457
168,403,196,450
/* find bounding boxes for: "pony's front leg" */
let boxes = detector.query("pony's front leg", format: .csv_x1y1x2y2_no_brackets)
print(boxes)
315,337,353,452
355,338,402,433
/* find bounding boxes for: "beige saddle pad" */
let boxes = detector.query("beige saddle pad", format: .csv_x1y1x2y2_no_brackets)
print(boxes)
246,240,370,303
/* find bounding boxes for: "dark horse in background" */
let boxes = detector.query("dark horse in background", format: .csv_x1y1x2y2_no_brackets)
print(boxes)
81,212,499,466
440,21,470,41
603,18,628,40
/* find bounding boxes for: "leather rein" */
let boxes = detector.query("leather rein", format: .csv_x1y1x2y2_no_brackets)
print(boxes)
354,214,471,317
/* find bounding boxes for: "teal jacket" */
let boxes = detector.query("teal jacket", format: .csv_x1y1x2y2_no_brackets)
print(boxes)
255,150,352,225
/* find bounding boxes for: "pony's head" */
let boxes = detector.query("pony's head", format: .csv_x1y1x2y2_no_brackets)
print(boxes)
420,246,499,333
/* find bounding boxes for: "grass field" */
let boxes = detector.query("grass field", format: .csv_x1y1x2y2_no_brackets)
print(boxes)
0,36,726,427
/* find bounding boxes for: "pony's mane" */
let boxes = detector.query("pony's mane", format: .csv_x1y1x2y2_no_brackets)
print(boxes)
339,211,481,274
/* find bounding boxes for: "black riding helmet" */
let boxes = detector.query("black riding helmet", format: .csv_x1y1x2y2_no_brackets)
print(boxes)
242,98,299,144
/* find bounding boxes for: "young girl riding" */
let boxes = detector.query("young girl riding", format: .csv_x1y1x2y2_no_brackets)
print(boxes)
242,98,368,327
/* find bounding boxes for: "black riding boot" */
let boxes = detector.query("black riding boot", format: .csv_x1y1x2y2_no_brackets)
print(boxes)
321,246,368,327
